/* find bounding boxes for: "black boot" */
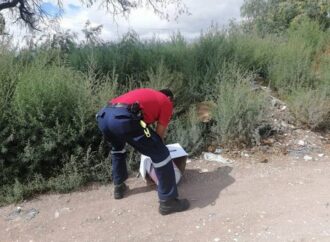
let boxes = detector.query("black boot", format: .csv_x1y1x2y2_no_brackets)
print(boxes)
159,198,190,215
114,183,127,199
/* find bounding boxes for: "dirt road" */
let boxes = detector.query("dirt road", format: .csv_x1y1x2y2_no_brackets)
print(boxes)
1,153,330,242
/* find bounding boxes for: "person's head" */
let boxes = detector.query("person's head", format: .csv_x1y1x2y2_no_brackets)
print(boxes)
159,88,174,102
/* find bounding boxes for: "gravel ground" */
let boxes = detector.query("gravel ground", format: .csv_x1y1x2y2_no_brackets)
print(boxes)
1,147,330,242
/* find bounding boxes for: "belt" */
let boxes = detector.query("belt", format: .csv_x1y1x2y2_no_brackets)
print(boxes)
97,103,135,120
108,102,141,115
107,103,130,108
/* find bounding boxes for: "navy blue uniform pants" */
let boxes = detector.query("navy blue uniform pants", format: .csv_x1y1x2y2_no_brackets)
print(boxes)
96,106,178,201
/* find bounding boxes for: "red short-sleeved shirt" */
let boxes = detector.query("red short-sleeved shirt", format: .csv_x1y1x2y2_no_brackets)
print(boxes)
110,88,173,127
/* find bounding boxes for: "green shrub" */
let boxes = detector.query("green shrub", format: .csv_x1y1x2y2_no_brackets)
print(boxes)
318,43,330,87
211,63,267,147
0,174,47,206
268,38,314,90
288,18,326,50
167,105,206,155
189,28,233,99
229,33,276,77
145,60,178,90
12,60,93,178
269,19,327,91
286,87,330,130
47,157,86,193
0,53,120,204
0,51,19,186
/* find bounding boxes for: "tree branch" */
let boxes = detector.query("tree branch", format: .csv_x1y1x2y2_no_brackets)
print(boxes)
0,0,20,11
19,0,38,29
0,0,37,29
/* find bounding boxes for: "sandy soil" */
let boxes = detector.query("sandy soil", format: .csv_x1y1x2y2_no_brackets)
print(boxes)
1,145,330,242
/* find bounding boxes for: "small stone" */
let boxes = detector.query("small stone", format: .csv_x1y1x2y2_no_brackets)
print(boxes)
304,155,313,161
199,169,208,173
214,238,220,242
262,138,275,145
280,121,288,127
318,154,324,157
54,211,60,219
260,158,269,163
298,140,305,146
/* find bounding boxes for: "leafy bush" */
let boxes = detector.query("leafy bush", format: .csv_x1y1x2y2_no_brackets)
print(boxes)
268,38,314,90
12,58,93,178
318,42,330,87
0,53,118,205
189,28,233,99
0,51,19,186
167,105,206,155
211,63,267,147
288,18,327,50
269,19,326,90
286,87,330,130
229,33,276,78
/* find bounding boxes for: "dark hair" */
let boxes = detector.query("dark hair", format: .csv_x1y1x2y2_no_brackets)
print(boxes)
159,88,174,101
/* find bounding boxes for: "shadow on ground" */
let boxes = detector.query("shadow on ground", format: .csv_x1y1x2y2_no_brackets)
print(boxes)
179,166,235,209
126,182,156,197
124,165,235,210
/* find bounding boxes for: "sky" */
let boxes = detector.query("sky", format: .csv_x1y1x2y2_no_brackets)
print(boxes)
6,0,245,44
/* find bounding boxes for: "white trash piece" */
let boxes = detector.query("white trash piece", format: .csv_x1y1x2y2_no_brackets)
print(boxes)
203,152,233,164
139,143,188,185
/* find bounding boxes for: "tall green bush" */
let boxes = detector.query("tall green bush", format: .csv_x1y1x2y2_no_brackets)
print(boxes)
287,86,330,130
269,19,326,90
211,63,267,147
228,33,276,78
0,50,19,186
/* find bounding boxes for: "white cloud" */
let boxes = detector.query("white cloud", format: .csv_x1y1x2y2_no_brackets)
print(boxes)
5,0,245,44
